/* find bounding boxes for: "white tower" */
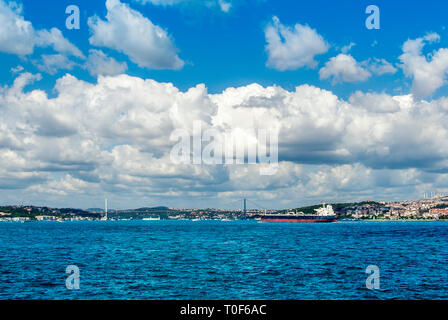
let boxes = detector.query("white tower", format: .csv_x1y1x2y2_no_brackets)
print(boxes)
104,198,108,220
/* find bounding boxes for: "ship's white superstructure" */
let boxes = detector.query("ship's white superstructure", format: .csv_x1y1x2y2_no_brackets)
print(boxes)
314,204,334,216
260,203,336,223
285,204,335,217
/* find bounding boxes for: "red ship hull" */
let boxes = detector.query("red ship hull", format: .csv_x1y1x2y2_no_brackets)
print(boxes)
260,216,337,223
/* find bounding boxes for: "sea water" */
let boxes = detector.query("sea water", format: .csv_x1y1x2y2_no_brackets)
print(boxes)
1,220,447,300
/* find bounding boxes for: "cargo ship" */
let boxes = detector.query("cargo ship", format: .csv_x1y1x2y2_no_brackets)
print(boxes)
260,204,337,223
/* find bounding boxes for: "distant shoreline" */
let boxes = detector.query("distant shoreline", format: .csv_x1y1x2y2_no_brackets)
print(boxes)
340,218,448,222
2,218,448,223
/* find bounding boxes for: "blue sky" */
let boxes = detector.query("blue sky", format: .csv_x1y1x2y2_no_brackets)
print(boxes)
2,0,448,209
2,0,448,97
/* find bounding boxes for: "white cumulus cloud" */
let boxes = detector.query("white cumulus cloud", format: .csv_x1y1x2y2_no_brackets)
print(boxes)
0,1,82,57
0,0,34,55
0,0,84,75
399,33,448,98
2,73,448,207
88,0,184,70
36,28,85,59
349,91,401,113
35,54,77,75
218,0,231,12
85,49,128,76
369,58,397,75
319,54,371,84
264,16,329,71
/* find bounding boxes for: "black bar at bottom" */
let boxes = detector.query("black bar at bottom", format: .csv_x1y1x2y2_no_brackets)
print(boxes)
1,300,446,318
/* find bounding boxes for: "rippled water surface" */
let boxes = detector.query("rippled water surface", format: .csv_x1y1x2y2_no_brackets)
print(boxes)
1,220,448,299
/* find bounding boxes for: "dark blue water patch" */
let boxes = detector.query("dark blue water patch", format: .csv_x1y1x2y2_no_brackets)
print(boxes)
0,220,448,299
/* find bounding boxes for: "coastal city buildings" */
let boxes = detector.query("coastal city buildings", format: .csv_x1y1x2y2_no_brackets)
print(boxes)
1,195,448,221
